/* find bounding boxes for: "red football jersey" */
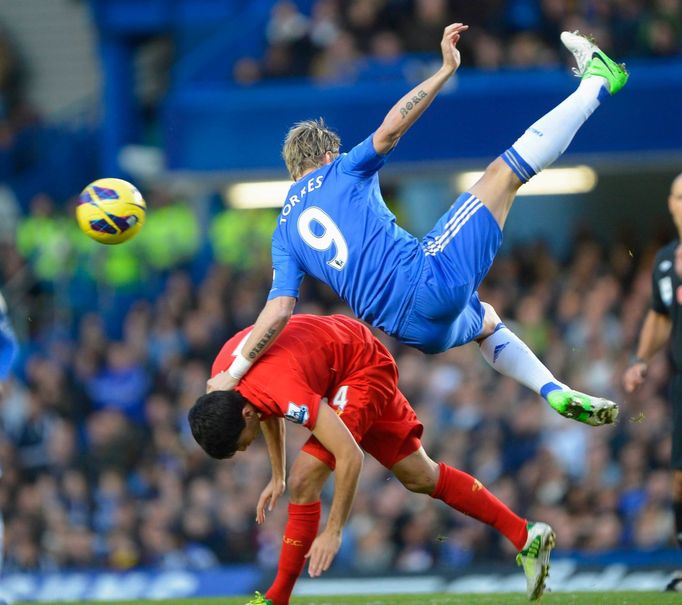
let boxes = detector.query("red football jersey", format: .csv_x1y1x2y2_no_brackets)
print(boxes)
211,314,398,430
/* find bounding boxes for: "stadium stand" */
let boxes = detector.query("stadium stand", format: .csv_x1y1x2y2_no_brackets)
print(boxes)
1,201,680,572
0,0,681,585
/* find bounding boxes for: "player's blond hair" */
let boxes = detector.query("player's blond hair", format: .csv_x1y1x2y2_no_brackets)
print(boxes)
282,118,341,181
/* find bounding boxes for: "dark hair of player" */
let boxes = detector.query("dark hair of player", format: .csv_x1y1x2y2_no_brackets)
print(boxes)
188,391,248,459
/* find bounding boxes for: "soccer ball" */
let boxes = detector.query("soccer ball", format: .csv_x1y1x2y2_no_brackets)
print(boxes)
76,178,146,244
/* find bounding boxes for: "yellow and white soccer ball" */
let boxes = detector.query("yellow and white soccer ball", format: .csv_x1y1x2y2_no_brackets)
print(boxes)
76,178,146,244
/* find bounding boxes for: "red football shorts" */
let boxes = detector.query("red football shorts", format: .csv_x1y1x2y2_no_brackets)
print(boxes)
302,368,423,470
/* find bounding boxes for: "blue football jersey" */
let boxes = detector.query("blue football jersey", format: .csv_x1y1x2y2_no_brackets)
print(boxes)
268,133,424,336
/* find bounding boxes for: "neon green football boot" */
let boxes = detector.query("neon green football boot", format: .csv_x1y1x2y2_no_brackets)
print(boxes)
516,522,556,601
244,592,273,605
561,30,629,94
546,388,619,426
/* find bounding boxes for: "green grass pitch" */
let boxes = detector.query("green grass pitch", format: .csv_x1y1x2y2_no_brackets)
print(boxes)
35,593,682,605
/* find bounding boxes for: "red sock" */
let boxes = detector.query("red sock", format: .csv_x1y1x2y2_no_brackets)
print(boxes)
265,501,321,605
431,462,528,551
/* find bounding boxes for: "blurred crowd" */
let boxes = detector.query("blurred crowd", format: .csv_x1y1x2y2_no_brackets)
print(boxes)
0,0,679,577
0,188,678,574
233,0,682,85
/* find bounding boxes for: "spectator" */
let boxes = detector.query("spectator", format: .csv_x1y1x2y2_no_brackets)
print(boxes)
2,226,682,572
0,18,680,569
229,0,681,86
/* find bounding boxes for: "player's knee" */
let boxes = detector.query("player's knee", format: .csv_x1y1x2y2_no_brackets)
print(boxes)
476,302,501,341
288,469,324,503
398,469,437,494
481,301,500,323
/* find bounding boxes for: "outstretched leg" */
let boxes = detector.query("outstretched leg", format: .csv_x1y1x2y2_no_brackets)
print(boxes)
406,34,628,355
391,446,555,601
471,32,628,228
476,302,619,426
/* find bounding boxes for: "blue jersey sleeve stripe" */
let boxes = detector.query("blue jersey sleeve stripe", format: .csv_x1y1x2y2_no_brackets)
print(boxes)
267,288,300,300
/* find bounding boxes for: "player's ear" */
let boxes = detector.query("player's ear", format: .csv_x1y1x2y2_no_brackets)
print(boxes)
242,403,257,420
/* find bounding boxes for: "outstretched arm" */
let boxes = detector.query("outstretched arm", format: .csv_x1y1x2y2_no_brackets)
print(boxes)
207,295,296,392
372,22,468,155
623,309,672,393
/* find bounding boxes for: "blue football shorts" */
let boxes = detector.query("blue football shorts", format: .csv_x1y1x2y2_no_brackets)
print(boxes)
397,192,503,354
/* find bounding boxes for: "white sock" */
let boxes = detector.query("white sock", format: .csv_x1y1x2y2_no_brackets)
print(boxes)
501,77,608,182
479,323,565,398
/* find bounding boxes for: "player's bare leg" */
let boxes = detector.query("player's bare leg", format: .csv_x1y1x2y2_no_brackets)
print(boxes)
470,32,628,230
390,445,440,493
287,452,331,504
476,302,619,426
246,453,330,605
468,158,523,228
392,446,554,601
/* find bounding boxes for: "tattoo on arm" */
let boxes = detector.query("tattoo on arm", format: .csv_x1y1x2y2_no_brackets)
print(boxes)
247,328,278,359
399,90,428,118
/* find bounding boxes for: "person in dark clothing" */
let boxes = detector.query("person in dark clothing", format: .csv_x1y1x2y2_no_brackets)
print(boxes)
623,173,682,592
